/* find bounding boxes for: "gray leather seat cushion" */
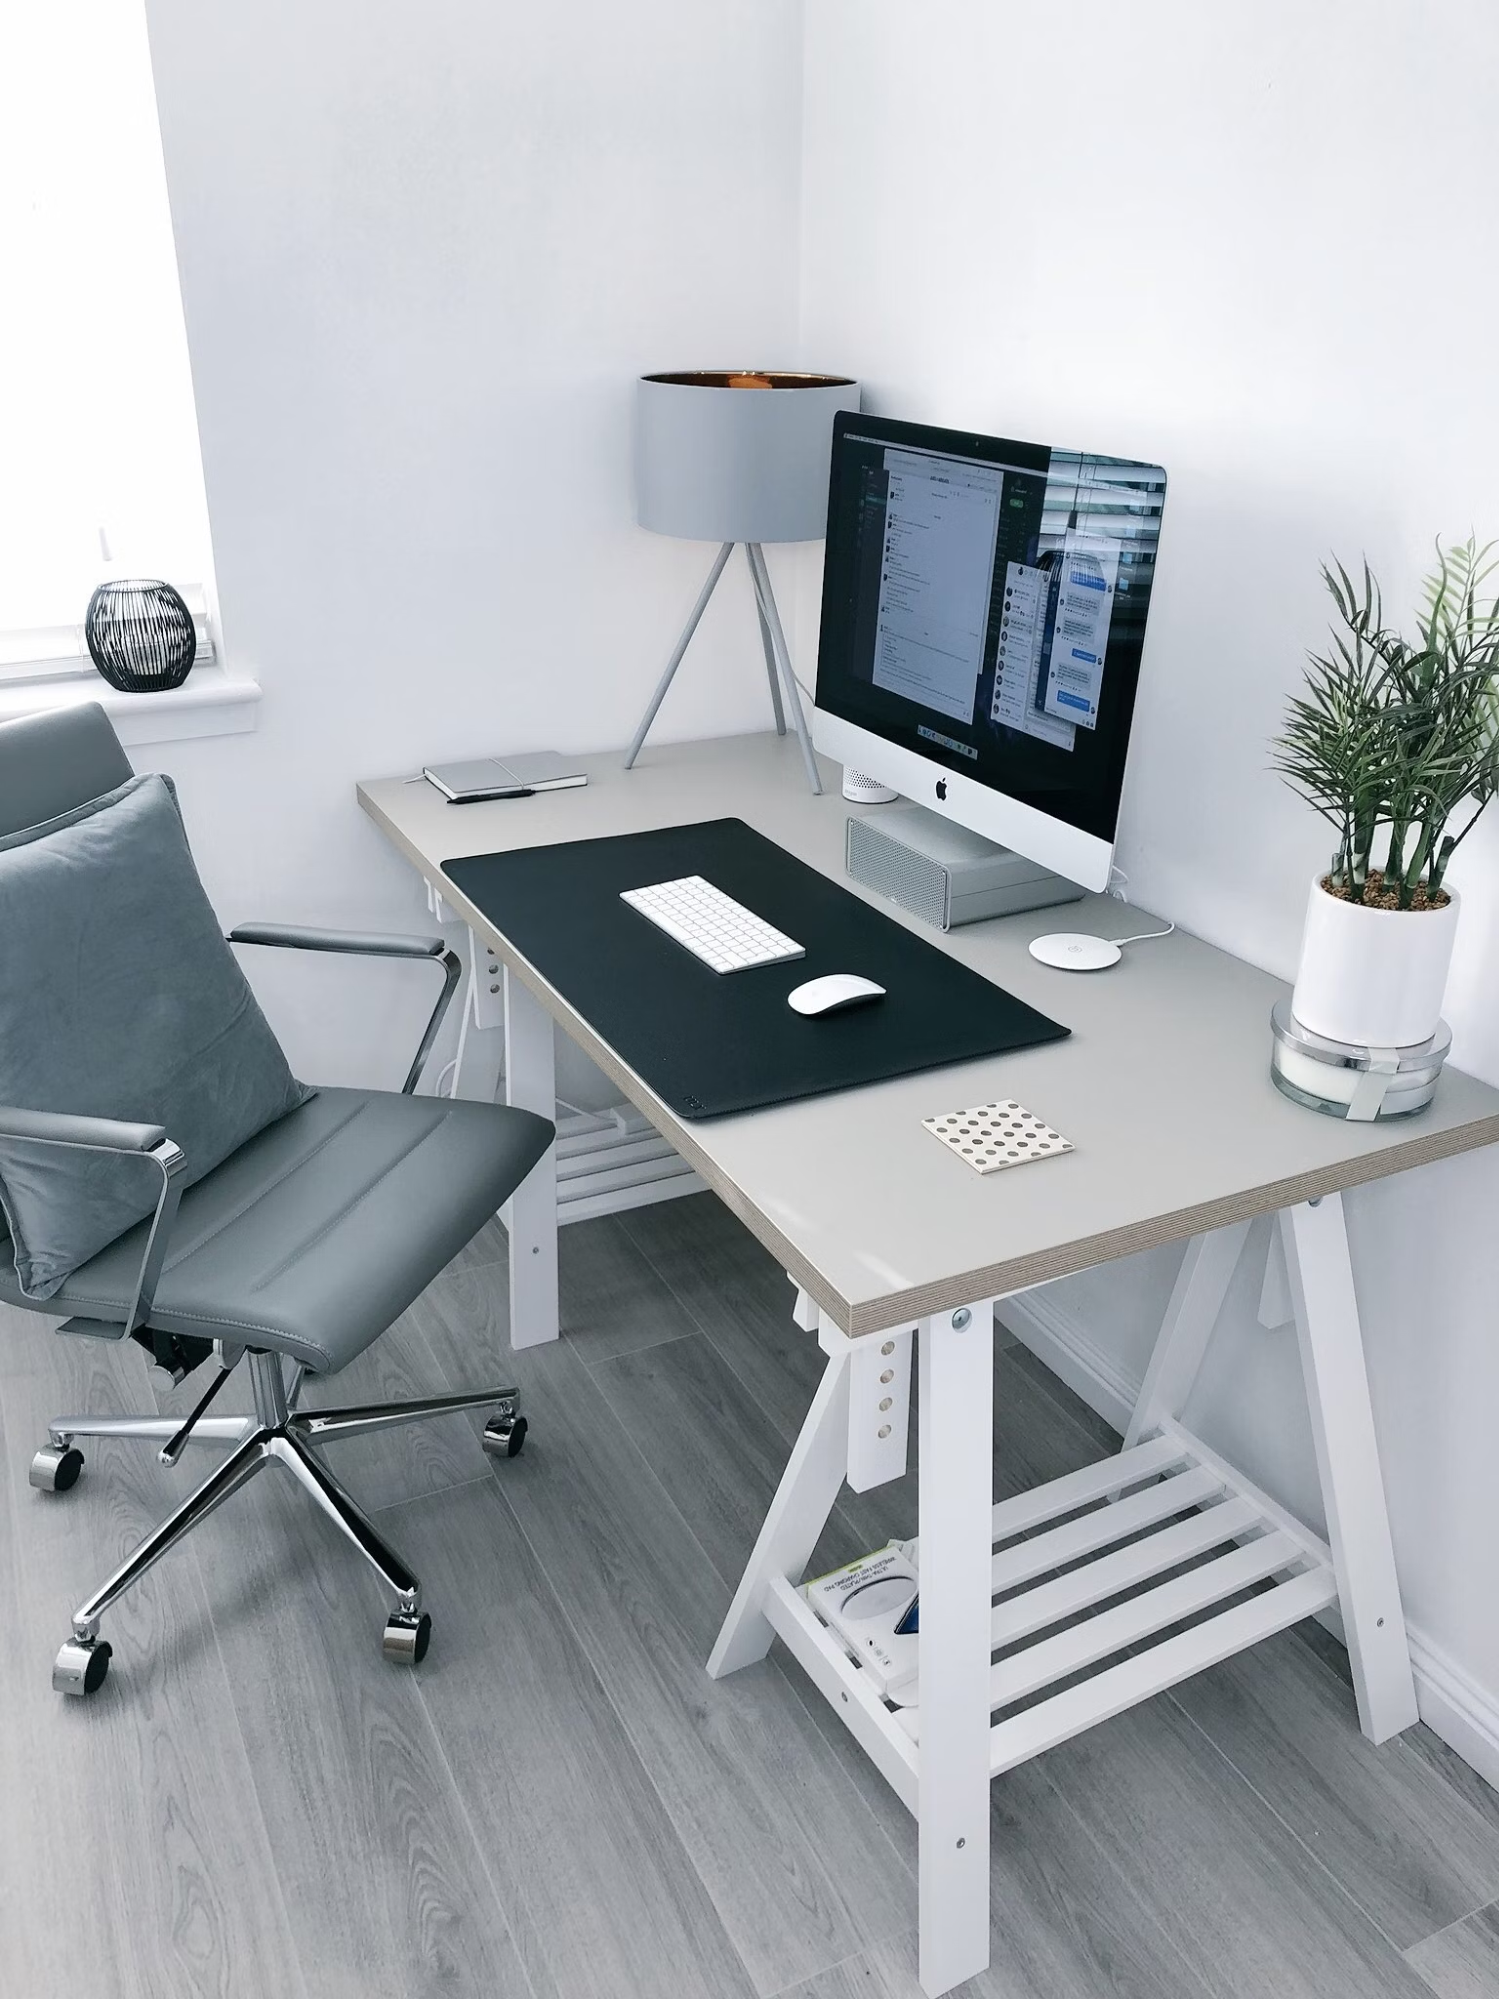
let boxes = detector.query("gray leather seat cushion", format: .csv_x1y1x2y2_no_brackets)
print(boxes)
0,1090,552,1374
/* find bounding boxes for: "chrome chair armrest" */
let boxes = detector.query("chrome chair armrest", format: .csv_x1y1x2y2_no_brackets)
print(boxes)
228,925,463,1094
227,924,447,960
0,1106,168,1153
0,1106,186,1335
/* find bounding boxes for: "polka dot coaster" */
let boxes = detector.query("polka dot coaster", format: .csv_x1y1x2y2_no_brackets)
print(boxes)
922,1100,1074,1175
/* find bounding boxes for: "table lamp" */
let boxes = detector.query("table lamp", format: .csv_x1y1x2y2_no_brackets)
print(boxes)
625,369,860,794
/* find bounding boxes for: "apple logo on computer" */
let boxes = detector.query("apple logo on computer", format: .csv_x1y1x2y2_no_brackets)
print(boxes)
935,779,947,800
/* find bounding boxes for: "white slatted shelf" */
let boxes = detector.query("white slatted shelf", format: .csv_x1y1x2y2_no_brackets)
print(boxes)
550,1109,705,1224
984,1463,1225,1595
900,1528,1306,1740
555,1133,681,1177
988,1492,1262,1650
983,1433,1189,1542
985,1568,1337,1776
1157,1417,1333,1570
797,1423,1337,1803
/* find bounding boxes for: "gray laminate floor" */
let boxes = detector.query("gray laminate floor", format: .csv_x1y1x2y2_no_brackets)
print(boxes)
1,1191,1494,1999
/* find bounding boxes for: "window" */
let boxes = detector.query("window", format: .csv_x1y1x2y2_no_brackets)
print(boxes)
0,2,217,681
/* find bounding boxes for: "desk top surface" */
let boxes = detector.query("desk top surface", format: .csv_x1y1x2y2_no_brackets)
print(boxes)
359,733,1497,1336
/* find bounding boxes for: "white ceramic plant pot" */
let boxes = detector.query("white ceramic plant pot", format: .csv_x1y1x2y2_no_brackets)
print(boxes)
1290,877,1460,1047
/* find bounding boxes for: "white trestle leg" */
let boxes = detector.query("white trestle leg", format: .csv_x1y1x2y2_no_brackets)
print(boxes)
448,924,507,1105
847,1322,914,1492
502,967,559,1348
707,1204,1412,1999
1123,1221,1250,1450
707,1337,851,1677
787,1277,820,1332
917,1303,995,1997
1280,1196,1417,1740
1124,1202,1416,1743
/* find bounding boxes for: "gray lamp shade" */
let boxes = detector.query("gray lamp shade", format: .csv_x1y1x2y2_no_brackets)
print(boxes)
634,370,860,545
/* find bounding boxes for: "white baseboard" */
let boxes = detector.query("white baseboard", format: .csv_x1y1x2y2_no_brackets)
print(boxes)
1405,1627,1500,1789
996,1285,1139,1434
996,1290,1500,1791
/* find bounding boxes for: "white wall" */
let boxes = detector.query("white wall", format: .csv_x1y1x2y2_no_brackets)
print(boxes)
801,0,1498,1772
141,0,805,1103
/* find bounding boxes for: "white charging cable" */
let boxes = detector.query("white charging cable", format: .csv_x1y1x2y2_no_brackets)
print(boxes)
1110,919,1176,946
1106,866,1175,946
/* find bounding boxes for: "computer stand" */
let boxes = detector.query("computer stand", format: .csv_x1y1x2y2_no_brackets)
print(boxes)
624,541,823,794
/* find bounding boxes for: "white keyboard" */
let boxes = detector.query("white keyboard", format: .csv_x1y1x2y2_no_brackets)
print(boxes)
620,875,805,974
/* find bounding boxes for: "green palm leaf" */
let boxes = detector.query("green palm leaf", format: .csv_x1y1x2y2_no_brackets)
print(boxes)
1276,540,1497,904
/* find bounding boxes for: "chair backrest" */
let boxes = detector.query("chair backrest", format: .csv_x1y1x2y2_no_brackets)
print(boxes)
0,703,134,840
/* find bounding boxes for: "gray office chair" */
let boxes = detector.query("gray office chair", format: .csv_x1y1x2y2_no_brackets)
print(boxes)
0,704,553,1697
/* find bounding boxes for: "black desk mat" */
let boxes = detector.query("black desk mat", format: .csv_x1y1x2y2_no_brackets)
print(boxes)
442,818,1069,1119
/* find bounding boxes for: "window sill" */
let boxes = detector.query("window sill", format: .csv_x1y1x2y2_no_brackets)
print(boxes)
0,664,261,747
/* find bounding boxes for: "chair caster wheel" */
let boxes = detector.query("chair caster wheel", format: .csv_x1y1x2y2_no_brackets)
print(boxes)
30,1444,85,1492
53,1635,111,1697
482,1413,527,1460
383,1610,431,1664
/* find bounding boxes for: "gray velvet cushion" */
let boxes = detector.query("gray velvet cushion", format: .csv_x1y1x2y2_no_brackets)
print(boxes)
0,773,313,1299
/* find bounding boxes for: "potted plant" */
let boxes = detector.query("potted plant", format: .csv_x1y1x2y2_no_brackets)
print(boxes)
1273,537,1497,1049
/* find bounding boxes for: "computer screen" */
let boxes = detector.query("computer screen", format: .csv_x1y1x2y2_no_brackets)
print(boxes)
813,414,1166,848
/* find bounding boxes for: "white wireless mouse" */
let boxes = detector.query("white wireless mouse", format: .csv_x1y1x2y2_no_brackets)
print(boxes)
787,973,887,1017
1029,933,1123,971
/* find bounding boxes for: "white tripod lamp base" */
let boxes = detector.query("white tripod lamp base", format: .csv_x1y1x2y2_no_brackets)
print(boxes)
624,540,823,795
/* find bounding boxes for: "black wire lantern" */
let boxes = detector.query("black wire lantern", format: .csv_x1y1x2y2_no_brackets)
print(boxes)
84,579,197,692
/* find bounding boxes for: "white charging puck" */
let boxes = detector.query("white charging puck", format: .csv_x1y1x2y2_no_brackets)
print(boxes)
1029,933,1123,971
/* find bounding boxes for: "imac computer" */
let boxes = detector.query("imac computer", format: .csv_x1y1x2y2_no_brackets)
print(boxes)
809,413,1167,899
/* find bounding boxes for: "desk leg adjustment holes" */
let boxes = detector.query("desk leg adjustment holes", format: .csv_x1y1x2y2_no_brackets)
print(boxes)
30,1444,85,1492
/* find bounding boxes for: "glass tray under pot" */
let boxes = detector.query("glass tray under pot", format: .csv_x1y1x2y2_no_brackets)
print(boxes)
1269,997,1450,1122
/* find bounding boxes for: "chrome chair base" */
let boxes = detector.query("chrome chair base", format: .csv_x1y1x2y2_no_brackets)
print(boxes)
37,1349,521,1696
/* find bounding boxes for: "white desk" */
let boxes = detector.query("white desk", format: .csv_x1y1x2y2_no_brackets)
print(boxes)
359,732,1497,1999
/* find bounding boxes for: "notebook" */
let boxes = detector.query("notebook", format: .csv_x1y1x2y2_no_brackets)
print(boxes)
422,752,588,802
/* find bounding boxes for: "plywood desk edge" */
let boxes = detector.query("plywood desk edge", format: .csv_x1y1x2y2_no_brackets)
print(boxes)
357,777,1499,1340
